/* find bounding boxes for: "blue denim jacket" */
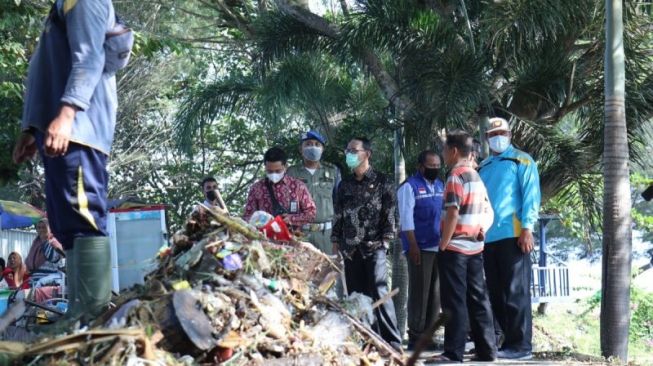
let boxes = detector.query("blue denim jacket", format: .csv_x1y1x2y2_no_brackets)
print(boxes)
22,0,116,155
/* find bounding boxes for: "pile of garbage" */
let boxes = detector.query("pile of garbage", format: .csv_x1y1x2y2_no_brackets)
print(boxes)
4,206,405,365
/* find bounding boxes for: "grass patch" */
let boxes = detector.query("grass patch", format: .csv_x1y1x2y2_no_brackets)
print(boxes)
533,288,653,365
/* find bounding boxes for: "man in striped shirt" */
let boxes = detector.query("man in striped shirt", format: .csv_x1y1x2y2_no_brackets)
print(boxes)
434,130,496,362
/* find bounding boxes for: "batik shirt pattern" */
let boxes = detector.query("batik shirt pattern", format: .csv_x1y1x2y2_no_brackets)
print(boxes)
331,168,396,257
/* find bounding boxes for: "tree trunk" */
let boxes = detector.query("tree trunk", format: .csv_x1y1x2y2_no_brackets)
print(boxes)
601,0,632,362
391,128,408,337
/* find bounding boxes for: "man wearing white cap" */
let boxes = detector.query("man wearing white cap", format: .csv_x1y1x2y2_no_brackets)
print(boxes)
478,117,541,360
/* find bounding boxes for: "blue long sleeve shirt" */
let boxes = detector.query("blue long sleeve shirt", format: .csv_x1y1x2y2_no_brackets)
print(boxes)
478,144,541,243
22,0,117,155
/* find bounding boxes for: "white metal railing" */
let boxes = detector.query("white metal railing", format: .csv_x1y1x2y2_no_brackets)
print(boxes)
531,265,572,303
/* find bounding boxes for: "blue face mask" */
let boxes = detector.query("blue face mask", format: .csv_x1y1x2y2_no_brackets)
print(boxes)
489,135,510,153
302,146,323,161
346,153,361,169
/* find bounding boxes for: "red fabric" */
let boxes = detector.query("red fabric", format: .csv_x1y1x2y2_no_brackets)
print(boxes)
34,286,60,303
261,216,293,241
243,175,316,226
2,268,30,289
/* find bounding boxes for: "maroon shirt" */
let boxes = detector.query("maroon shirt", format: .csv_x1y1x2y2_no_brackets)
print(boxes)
243,175,317,226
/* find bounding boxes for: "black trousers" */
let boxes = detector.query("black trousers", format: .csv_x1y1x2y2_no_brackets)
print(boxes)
483,237,533,352
344,249,402,348
438,250,496,361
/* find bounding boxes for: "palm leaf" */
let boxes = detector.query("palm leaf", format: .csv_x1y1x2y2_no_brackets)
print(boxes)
174,75,259,155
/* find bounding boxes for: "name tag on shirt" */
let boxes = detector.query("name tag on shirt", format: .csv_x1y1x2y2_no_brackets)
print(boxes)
290,201,298,213
418,187,427,194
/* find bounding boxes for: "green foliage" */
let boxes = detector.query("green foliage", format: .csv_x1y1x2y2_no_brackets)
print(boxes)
542,171,653,252
584,287,653,350
630,288,653,347
631,172,653,243
0,0,48,184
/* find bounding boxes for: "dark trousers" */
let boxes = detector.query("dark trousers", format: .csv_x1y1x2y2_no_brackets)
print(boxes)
36,132,109,250
407,250,440,340
438,250,496,361
344,249,402,348
483,238,533,352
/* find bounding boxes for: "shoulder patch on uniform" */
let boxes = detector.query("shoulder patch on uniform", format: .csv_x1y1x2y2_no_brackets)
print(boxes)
512,149,534,165
63,0,78,15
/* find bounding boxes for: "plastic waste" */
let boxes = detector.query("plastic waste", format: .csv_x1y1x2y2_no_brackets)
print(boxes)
308,311,351,348
249,210,274,228
222,253,243,271
343,292,375,326
105,299,141,329
249,241,271,273
261,216,292,241
261,278,280,292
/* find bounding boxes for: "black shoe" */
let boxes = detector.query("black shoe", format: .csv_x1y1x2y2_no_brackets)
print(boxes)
497,349,533,360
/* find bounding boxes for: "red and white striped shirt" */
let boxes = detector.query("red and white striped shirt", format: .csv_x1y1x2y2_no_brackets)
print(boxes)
442,162,492,255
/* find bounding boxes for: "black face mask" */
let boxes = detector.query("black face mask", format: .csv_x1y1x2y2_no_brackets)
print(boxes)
206,190,218,202
422,167,440,181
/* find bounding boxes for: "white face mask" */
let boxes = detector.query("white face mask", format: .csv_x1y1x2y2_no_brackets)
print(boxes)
489,135,511,153
267,172,284,184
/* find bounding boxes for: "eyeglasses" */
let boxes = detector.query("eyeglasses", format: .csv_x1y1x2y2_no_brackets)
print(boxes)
344,148,366,154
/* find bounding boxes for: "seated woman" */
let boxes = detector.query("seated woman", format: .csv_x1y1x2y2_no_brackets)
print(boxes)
24,219,64,302
2,252,30,290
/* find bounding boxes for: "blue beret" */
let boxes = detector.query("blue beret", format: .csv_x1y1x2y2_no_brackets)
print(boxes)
300,130,326,145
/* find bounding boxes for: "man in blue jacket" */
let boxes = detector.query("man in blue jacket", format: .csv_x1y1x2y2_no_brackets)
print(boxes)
398,150,444,349
478,117,541,360
13,0,119,327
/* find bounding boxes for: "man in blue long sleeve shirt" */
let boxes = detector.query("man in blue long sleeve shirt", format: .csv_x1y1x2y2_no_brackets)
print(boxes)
13,0,118,327
478,117,541,360
397,150,444,349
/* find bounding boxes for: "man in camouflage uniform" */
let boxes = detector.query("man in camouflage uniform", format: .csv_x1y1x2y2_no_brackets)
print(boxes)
287,130,340,253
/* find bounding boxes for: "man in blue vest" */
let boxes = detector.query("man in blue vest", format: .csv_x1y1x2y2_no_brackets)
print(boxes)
478,117,541,360
398,150,445,349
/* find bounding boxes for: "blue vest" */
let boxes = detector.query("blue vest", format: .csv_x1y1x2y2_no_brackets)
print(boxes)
400,174,444,251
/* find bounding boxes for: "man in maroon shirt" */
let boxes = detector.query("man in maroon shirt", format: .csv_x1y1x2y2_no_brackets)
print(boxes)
243,147,317,228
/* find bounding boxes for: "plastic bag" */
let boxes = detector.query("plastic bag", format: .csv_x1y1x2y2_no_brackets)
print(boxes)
343,292,375,326
308,311,351,348
249,211,274,228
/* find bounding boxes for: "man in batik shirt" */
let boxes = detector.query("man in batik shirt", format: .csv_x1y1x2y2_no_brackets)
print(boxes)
331,137,402,351
243,147,316,228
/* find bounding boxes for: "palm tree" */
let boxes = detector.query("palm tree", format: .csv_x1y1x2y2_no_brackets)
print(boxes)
600,0,632,361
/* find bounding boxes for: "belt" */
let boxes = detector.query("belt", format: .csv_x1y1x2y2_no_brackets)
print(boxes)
302,222,332,232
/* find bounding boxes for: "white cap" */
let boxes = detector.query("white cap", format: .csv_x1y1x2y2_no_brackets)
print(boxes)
487,117,510,133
